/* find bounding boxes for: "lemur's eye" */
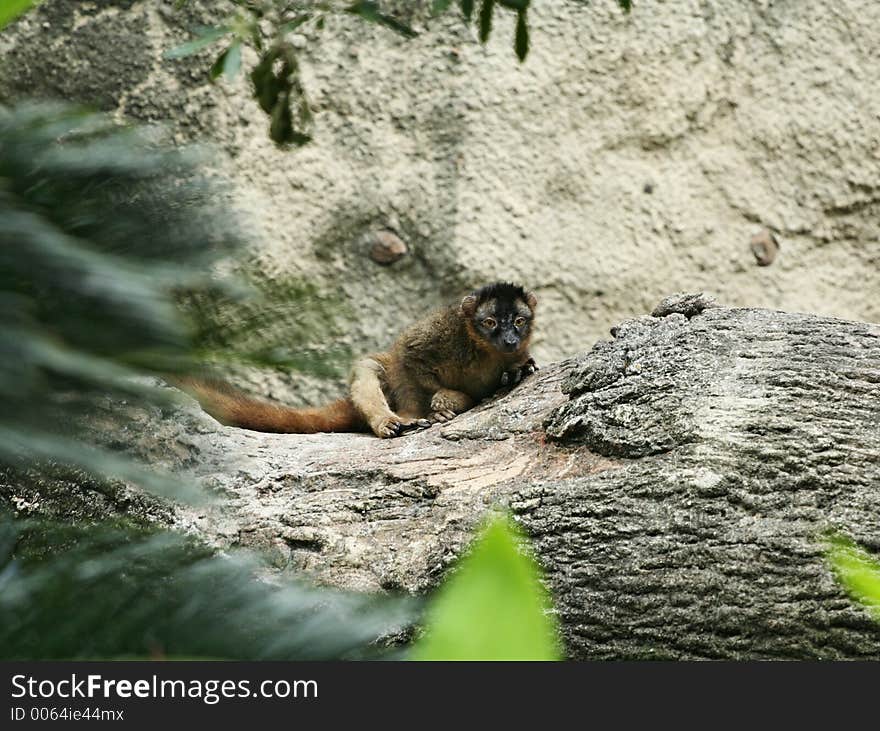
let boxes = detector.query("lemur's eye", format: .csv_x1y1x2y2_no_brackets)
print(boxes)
482,317,497,329
514,317,526,328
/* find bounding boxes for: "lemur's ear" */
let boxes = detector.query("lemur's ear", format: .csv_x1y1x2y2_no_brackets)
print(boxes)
525,291,538,310
460,294,478,317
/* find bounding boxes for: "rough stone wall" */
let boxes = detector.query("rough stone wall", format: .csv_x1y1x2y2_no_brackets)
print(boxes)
2,0,878,406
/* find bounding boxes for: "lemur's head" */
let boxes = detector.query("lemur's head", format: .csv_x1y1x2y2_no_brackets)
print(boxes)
460,282,537,354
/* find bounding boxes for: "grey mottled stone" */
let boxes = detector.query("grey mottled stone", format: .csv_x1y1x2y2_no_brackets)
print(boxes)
90,300,880,659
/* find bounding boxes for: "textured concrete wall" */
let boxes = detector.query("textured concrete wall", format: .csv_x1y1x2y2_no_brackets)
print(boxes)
3,0,878,404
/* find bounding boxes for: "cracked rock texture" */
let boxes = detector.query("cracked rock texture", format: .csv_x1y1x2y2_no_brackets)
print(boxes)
62,299,875,659
2,0,879,407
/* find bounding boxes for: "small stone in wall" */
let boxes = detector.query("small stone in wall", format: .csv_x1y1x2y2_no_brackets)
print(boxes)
750,229,779,266
370,230,409,265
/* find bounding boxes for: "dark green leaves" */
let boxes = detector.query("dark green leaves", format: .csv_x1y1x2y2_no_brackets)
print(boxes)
514,8,528,61
183,277,351,380
0,103,241,502
0,519,416,660
498,0,529,8
164,25,232,59
432,0,456,15
618,0,633,12
411,515,562,660
250,46,313,146
164,0,546,148
164,0,547,147
346,1,417,38
478,0,495,43
460,0,532,62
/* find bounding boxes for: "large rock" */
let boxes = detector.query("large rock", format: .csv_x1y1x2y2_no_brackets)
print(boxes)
90,297,878,659
2,0,878,407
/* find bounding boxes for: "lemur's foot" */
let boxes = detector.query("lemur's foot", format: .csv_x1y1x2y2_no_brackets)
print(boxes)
372,415,432,438
428,390,468,423
429,409,457,423
500,357,539,387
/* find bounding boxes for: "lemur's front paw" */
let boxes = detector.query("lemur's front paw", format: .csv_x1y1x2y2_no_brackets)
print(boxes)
500,357,539,387
372,415,432,438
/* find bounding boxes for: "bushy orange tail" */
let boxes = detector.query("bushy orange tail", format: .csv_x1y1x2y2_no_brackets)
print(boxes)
174,377,367,434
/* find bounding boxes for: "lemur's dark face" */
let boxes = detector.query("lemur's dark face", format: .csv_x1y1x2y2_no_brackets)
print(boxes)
461,283,537,355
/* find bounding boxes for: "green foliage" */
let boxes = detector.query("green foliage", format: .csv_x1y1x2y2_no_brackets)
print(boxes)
347,1,418,38
411,515,562,660
478,0,494,43
163,24,234,59
827,534,880,621
433,0,456,15
167,0,540,146
0,518,416,659
210,40,243,81
0,102,429,664
0,0,40,30
249,43,314,146
0,102,242,502
182,277,351,379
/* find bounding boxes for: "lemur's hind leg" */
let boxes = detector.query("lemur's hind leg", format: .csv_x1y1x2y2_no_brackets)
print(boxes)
350,357,430,438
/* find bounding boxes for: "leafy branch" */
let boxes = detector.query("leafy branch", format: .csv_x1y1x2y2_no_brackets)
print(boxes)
165,1,558,145
0,102,245,503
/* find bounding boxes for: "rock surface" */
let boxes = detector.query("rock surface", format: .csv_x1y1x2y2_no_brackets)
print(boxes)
97,298,879,660
2,0,879,408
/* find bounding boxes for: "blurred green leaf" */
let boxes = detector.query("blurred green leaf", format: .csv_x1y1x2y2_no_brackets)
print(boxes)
210,41,243,81
432,0,455,16
183,274,349,379
462,0,475,22
827,534,880,621
411,515,561,660
618,0,633,13
0,519,417,660
478,0,494,44
0,102,241,502
0,427,206,505
226,43,243,79
514,9,528,61
346,1,417,39
164,25,232,59
0,0,40,30
279,14,311,35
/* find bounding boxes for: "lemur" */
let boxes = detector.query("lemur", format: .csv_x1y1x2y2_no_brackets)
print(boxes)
180,282,538,438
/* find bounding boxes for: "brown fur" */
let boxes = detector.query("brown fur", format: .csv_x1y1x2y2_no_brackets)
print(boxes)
179,283,537,438
174,377,367,433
